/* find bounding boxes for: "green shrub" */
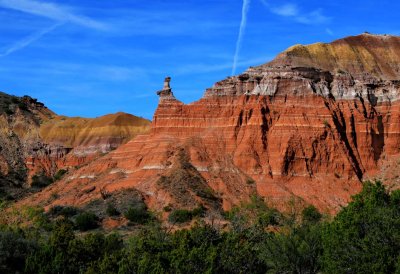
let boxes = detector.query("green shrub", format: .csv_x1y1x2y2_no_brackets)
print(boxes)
11,97,19,104
124,204,151,224
257,208,281,226
106,203,120,217
163,204,172,212
168,209,193,223
192,205,206,217
322,181,400,273
302,205,322,224
9,168,27,182
0,231,36,273
75,212,99,231
4,108,13,115
48,205,78,217
53,169,67,181
17,101,28,111
246,178,255,185
31,173,53,188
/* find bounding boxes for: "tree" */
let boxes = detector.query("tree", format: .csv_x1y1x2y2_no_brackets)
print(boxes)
260,225,323,274
74,212,99,231
322,181,400,273
124,204,152,225
0,231,36,273
302,205,322,224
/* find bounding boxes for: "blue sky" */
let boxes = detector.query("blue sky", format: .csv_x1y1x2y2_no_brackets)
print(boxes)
0,0,399,119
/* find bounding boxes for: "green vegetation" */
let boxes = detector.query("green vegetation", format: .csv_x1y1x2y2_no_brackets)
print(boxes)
31,173,54,188
321,181,400,273
168,209,193,223
106,203,120,216
0,93,34,115
53,169,67,181
30,170,67,189
74,212,99,231
168,205,206,224
0,181,399,273
17,101,28,111
124,204,152,224
302,204,322,224
0,231,36,273
48,205,78,218
246,178,255,185
163,204,172,212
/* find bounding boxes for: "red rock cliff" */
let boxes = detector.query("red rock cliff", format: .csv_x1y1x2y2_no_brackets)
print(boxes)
21,33,400,215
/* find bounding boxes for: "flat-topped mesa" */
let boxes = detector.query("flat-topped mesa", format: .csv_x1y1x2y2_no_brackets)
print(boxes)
266,33,400,80
156,76,176,100
204,34,400,102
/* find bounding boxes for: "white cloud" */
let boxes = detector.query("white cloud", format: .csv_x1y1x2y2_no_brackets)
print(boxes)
260,1,330,25
0,0,106,30
295,9,330,24
271,4,298,17
326,28,334,35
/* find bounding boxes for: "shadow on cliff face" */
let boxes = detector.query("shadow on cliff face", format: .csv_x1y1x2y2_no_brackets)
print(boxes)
371,115,385,162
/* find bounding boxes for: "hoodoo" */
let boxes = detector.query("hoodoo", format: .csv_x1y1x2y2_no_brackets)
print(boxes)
156,77,176,100
19,33,400,215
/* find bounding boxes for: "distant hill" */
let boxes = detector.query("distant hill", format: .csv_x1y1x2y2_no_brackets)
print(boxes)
0,91,150,200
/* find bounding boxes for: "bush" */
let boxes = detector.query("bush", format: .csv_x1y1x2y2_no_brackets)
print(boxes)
302,205,322,224
168,209,193,223
9,168,27,182
246,178,255,185
323,120,330,127
124,204,151,224
48,205,78,218
11,97,19,104
0,231,36,273
31,173,53,188
106,203,120,217
163,204,172,212
53,169,67,181
18,102,28,111
4,108,13,115
322,181,400,273
257,208,281,226
75,212,99,231
192,205,206,217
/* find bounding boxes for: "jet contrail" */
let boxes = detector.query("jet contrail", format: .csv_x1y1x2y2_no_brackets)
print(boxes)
231,0,251,76
0,22,63,58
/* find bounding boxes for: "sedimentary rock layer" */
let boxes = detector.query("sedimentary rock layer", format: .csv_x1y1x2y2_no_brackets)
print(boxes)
21,33,400,214
0,92,150,194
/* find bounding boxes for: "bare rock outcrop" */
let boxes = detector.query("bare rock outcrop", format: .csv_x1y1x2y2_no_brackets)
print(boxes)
19,33,400,215
0,92,150,198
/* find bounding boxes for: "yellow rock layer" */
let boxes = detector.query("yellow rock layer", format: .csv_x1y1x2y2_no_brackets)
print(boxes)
268,33,400,79
39,112,150,147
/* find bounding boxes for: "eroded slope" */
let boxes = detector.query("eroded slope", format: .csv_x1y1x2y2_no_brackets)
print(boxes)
19,33,400,217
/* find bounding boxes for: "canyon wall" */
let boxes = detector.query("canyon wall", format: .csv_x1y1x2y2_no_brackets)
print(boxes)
20,33,400,215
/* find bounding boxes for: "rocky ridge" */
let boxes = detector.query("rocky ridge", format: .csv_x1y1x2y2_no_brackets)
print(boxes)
0,92,150,198
19,33,400,217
